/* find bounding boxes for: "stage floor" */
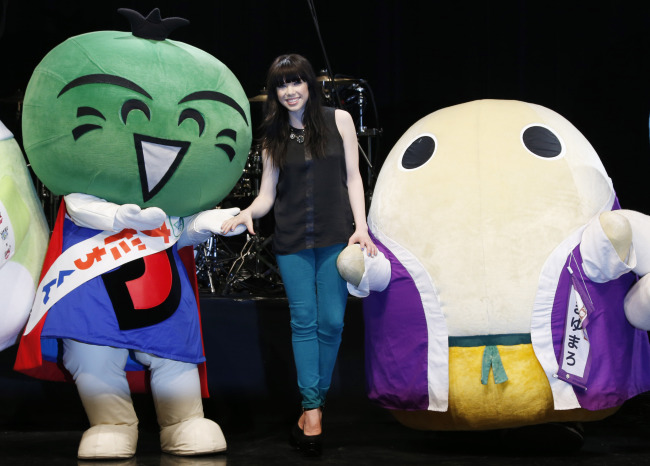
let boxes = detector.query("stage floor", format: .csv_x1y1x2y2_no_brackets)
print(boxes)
2,294,650,465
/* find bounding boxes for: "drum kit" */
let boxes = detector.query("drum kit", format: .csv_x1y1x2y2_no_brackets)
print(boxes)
318,72,382,198
194,145,286,297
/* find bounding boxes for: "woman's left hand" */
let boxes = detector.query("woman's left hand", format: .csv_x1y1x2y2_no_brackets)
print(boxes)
349,229,378,257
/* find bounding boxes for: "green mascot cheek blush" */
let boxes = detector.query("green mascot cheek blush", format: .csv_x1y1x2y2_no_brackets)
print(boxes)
22,9,251,217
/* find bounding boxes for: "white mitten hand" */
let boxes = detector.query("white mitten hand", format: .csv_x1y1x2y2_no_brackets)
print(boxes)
337,243,391,298
114,204,167,231
625,274,650,330
580,211,635,283
65,192,166,232
180,208,246,247
193,207,245,236
337,244,365,287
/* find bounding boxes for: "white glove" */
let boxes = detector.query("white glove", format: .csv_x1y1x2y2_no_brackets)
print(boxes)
179,207,246,247
65,193,166,232
114,203,167,231
581,211,635,283
337,244,391,298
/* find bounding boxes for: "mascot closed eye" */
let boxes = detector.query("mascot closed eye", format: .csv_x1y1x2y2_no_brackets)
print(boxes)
14,8,251,460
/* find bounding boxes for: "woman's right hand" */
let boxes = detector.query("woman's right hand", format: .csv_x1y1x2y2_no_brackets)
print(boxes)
221,208,255,235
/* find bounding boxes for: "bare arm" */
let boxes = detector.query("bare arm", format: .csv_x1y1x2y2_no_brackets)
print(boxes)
221,150,279,235
335,109,377,256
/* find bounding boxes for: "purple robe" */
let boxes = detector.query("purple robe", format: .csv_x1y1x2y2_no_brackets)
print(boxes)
363,233,650,412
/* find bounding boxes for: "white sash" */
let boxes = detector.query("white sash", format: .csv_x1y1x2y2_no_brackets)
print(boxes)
24,216,184,335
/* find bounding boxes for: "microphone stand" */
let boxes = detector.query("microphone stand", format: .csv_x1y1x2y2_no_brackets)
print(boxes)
305,0,380,206
306,0,342,108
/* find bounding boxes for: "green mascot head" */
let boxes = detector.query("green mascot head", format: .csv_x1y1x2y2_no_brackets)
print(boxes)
22,8,252,217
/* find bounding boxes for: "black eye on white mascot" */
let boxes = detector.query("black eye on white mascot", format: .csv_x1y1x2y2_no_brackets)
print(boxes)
338,99,650,451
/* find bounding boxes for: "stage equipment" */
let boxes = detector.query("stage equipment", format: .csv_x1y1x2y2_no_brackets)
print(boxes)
225,145,262,201
35,179,60,231
248,90,267,102
195,146,283,297
317,70,382,204
194,225,283,297
0,89,24,103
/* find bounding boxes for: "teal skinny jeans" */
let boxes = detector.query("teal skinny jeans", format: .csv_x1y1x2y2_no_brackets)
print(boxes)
275,243,348,409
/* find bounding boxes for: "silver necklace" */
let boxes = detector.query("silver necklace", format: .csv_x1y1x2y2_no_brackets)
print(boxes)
289,127,305,144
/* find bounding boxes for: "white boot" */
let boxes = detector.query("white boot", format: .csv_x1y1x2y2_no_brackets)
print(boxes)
77,423,139,459
63,340,139,459
134,351,227,455
160,417,227,456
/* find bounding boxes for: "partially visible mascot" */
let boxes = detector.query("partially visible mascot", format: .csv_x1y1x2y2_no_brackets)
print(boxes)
337,99,650,448
0,119,49,351
14,9,251,459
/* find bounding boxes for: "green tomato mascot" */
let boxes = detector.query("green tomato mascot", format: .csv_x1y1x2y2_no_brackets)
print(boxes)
14,9,251,459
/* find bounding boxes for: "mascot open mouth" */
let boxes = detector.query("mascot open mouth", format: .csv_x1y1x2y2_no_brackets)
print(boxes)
134,134,190,202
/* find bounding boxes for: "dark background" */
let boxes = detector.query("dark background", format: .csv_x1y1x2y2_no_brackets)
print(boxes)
3,4,650,461
1,1,649,212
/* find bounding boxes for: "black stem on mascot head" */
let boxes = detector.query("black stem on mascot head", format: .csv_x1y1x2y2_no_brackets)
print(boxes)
117,8,189,41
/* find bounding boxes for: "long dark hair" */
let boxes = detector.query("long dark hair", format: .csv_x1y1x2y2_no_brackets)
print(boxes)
260,54,326,167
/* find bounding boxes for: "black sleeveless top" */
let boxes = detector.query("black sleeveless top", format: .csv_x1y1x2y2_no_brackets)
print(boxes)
273,106,354,255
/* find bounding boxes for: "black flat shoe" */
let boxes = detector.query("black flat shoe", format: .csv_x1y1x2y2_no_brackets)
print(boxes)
290,422,322,457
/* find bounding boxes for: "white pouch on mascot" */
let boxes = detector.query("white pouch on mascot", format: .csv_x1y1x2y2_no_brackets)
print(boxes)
14,8,250,460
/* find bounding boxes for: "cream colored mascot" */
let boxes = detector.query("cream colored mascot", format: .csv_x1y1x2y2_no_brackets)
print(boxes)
338,99,650,439
0,119,48,351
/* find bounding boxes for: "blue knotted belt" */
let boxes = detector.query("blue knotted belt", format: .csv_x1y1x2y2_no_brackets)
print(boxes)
448,334,532,385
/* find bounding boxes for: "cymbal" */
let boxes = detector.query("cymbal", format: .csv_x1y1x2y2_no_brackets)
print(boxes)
248,91,267,102
317,76,359,85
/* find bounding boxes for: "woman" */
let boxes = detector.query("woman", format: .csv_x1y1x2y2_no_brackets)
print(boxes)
221,54,376,456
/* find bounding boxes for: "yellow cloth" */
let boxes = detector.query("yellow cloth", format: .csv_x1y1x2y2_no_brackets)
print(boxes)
391,344,617,430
